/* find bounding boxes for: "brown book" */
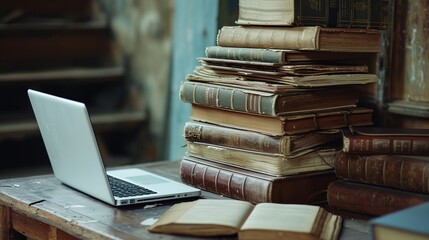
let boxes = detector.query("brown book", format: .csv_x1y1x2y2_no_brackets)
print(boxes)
194,62,377,87
181,156,337,204
186,142,337,176
334,151,429,193
327,180,429,216
217,26,382,52
148,199,342,239
184,121,341,156
342,127,429,155
191,104,373,136
204,46,375,64
180,80,359,116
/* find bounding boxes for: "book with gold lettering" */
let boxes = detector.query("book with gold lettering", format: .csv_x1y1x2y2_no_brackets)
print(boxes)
342,127,429,155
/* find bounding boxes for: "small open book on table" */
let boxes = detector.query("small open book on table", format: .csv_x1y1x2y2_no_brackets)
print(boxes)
148,199,342,240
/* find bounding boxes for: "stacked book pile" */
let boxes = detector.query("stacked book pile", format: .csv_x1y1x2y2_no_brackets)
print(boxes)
328,127,429,216
178,0,387,204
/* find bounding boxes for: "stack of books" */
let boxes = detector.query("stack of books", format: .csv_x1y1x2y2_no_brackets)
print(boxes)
328,127,429,216
179,0,386,204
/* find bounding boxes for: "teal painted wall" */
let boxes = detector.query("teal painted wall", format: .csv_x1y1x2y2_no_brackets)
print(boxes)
167,1,219,160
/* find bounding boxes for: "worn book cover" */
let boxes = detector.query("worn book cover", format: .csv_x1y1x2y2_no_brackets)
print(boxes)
180,80,359,117
198,57,370,75
148,199,342,239
328,180,429,216
205,46,376,64
335,151,429,193
184,121,342,156
191,65,377,87
342,126,429,155
190,104,373,136
186,141,337,176
181,155,337,204
236,0,390,29
217,25,382,52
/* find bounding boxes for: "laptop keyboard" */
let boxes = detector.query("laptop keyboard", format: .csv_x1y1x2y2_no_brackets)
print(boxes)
108,175,157,198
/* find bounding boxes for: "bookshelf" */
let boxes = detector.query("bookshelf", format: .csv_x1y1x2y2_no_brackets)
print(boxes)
0,0,146,172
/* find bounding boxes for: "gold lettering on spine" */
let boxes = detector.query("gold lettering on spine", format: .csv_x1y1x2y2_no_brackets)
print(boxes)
372,139,390,153
413,140,429,154
393,140,411,154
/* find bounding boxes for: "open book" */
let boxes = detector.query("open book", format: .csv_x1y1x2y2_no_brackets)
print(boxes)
148,199,342,240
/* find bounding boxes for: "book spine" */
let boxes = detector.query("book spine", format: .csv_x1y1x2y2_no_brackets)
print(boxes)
216,26,319,50
296,0,333,27
337,0,389,29
180,159,273,204
334,152,429,193
184,121,285,155
205,46,284,63
328,180,429,216
342,134,429,155
179,81,277,116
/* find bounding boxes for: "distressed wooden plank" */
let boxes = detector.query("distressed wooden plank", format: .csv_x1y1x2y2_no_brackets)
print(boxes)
0,205,11,240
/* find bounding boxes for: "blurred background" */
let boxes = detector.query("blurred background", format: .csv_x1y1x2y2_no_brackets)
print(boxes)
0,0,238,178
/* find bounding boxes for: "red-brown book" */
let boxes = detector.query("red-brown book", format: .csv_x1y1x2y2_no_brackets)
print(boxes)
180,155,337,204
342,127,429,155
328,180,429,216
334,151,429,193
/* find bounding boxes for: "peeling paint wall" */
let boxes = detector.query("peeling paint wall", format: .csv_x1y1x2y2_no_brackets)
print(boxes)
403,0,429,102
97,0,173,160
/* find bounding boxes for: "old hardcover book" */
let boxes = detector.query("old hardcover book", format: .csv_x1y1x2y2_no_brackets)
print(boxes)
370,202,429,240
327,180,429,216
236,0,390,29
334,151,429,193
191,104,373,136
148,199,342,239
186,142,337,176
180,80,358,116
204,46,374,64
217,25,382,52
181,156,338,204
192,66,377,87
342,127,429,155
184,121,342,156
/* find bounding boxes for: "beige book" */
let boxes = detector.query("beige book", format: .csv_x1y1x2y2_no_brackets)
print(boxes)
148,199,342,240
186,141,337,176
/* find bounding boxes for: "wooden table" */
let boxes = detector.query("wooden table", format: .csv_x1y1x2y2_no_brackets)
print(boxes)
0,160,370,240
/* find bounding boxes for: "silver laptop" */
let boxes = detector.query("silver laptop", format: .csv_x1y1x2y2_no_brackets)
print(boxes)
28,89,200,206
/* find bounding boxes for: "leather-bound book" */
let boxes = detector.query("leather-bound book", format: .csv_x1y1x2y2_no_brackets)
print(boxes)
342,126,429,155
180,155,337,204
180,80,359,116
217,25,382,52
184,120,341,157
328,180,429,216
335,151,429,193
191,104,373,136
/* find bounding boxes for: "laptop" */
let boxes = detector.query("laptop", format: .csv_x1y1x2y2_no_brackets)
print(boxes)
28,89,200,206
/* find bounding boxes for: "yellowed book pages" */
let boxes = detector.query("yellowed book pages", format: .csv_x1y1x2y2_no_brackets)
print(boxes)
148,199,343,240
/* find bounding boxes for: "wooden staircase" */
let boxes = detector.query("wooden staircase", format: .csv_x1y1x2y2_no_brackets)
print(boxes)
0,0,146,171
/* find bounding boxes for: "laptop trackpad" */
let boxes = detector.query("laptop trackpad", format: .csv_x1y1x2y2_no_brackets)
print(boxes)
126,175,169,185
